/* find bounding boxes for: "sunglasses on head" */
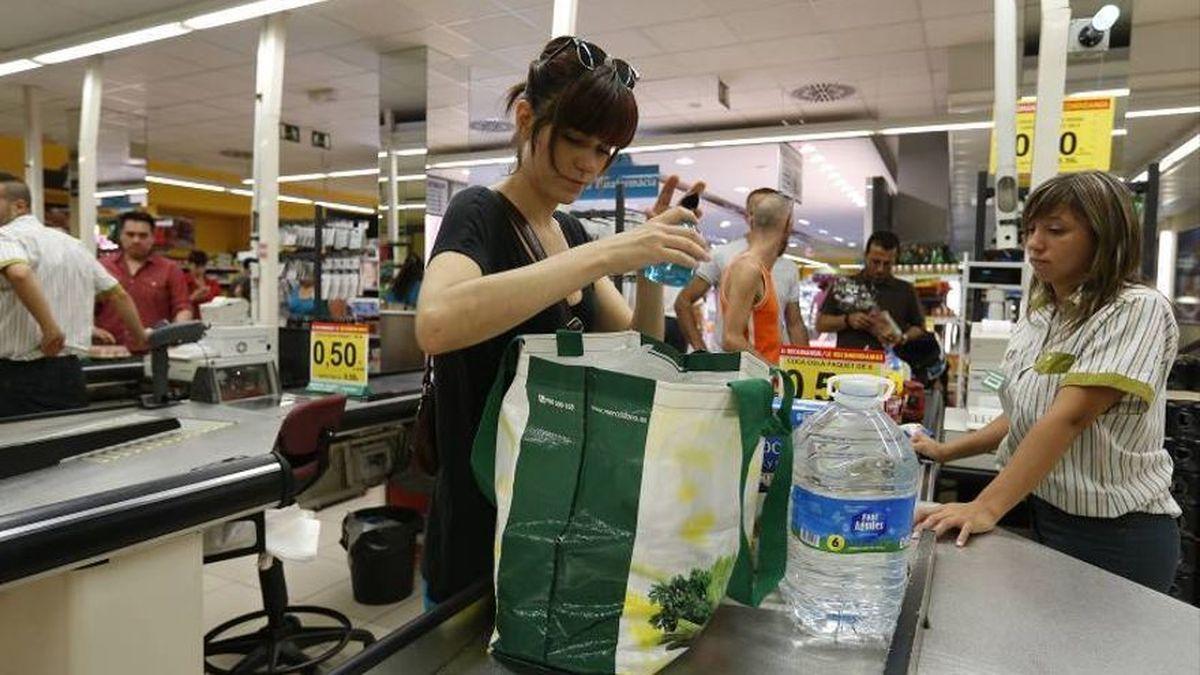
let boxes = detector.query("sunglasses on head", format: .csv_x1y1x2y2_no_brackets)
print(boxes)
538,36,640,89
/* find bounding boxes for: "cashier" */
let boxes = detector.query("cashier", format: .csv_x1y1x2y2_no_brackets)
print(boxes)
913,171,1180,593
0,175,147,417
415,36,707,604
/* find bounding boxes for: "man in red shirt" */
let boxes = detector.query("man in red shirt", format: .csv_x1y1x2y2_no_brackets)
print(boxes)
94,211,192,349
185,250,223,318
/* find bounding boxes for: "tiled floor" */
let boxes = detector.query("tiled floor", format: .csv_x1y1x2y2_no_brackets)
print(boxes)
203,486,426,672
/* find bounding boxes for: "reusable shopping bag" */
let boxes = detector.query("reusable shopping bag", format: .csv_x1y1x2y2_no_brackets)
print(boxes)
472,331,794,674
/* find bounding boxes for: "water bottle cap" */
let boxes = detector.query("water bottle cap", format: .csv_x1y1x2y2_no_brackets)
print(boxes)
827,374,893,409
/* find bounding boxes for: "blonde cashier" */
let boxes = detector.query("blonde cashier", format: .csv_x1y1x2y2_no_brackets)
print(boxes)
914,171,1180,593
415,36,708,604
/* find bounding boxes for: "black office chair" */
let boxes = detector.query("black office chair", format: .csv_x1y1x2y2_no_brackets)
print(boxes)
203,395,374,674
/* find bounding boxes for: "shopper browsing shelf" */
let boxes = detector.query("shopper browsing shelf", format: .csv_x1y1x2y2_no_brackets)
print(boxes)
719,192,794,364
94,211,192,349
817,231,925,349
414,36,708,603
913,171,1181,593
0,175,147,418
674,187,808,352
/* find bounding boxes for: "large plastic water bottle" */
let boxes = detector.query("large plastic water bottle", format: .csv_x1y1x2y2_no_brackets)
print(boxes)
782,374,919,642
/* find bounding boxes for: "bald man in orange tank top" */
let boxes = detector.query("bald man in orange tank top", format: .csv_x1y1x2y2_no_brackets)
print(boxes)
720,192,794,364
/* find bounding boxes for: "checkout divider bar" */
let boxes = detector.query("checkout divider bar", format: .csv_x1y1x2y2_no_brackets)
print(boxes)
0,454,285,585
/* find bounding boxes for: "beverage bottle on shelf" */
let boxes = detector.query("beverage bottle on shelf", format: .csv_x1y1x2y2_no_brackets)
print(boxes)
782,375,919,643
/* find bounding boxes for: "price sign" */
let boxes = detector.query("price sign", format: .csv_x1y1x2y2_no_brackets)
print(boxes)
989,97,1115,175
779,346,885,401
308,322,370,397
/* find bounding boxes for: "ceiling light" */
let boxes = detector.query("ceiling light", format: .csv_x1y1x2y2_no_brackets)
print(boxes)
1069,87,1130,98
183,0,328,30
379,203,427,211
818,229,829,235
1111,128,1127,136
797,219,810,226
146,174,225,192
842,263,864,270
34,22,192,64
621,142,698,154
277,172,327,183
847,241,857,248
1159,133,1200,172
719,220,732,228
833,236,845,242
1091,4,1120,31
881,121,993,135
429,157,512,169
698,129,871,148
393,148,428,157
733,186,750,194
783,254,825,266
278,195,314,205
675,156,696,166
0,59,41,77
1126,106,1200,118
377,173,427,183
460,169,471,177
798,144,816,155
325,168,379,179
95,187,148,199
229,188,254,197
314,200,374,215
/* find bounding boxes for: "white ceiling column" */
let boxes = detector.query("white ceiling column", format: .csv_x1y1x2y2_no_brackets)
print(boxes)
77,58,103,254
551,0,577,38
1030,0,1070,189
22,86,44,222
992,0,1019,250
251,13,286,351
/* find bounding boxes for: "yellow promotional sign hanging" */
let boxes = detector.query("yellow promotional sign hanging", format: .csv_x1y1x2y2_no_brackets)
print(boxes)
308,322,370,396
989,97,1116,175
779,346,885,401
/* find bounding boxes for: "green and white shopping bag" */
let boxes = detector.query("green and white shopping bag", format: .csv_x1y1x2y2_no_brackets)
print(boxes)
471,331,794,674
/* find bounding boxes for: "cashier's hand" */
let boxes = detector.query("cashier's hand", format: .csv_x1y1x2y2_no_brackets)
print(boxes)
911,433,948,462
92,327,116,345
913,501,999,547
40,325,65,357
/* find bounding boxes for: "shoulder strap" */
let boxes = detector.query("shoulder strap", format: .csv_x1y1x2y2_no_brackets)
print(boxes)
491,190,583,332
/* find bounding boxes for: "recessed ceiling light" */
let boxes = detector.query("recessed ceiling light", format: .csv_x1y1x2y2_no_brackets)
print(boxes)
833,236,845,242
733,186,750,194
847,241,857,247
675,156,696,166
797,219,810,226
460,169,471,176
719,220,731,228
819,229,829,235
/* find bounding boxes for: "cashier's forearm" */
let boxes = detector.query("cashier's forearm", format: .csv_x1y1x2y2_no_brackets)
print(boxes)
941,414,1009,461
975,413,1078,519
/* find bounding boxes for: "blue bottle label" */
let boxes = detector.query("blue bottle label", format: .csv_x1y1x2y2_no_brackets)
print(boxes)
790,485,915,554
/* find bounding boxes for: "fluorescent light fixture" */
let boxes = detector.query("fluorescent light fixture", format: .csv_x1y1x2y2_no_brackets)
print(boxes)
229,188,254,197
719,220,731,229
621,142,698,154
95,187,148,199
733,186,750,194
833,236,845,243
377,173,427,183
1132,170,1148,183
1069,87,1130,98
278,195,314,205
378,148,429,158
314,200,375,215
184,0,328,30
675,156,696,166
277,172,327,183
0,59,41,77
1159,133,1200,171
1156,230,1176,298
1111,128,1128,136
325,167,379,179
697,129,871,148
146,174,225,192
880,121,993,135
378,203,427,211
847,241,857,248
842,263,864,270
428,157,512,169
797,219,810,226
783,254,826,267
1126,106,1200,118
1091,4,1120,31
818,229,829,235
34,22,192,64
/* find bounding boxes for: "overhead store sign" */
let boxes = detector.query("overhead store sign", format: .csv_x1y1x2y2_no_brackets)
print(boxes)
989,97,1115,174
778,142,803,203
581,162,660,200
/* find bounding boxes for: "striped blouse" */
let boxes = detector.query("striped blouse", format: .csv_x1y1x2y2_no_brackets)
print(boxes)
0,215,119,360
995,285,1180,518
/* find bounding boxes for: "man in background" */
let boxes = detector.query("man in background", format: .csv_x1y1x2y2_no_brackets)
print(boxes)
817,231,925,349
675,187,808,352
186,249,223,318
94,211,192,349
720,192,794,364
0,175,147,418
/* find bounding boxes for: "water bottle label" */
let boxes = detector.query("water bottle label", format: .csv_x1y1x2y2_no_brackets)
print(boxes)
759,436,784,493
790,485,915,554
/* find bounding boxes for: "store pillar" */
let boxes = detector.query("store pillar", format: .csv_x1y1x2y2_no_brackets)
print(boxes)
77,58,102,254
251,13,286,353
22,85,43,222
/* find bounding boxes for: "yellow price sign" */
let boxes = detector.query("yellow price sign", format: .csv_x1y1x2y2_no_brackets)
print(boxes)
989,97,1116,176
779,346,885,401
308,322,370,396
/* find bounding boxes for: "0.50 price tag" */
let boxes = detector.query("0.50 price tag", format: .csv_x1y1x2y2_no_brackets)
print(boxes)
779,346,885,401
309,322,370,396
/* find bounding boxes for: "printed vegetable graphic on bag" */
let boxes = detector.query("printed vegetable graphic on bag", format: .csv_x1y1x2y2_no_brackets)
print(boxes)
471,331,794,674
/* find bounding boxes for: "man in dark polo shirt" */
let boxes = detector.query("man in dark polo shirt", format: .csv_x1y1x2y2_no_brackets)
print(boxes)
94,211,192,349
817,231,925,350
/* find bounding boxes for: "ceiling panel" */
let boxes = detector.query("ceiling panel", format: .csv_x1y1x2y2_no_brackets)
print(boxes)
724,3,822,41
924,13,993,48
640,18,741,54
811,0,921,31
919,0,991,19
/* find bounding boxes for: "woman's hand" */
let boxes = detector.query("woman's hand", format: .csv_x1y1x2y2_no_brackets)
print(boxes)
913,501,1001,546
912,433,948,462
597,207,708,276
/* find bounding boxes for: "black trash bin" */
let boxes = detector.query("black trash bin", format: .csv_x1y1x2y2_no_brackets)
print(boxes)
341,506,423,605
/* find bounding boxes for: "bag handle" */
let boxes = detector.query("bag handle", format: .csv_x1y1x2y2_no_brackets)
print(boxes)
726,370,794,607
470,336,524,505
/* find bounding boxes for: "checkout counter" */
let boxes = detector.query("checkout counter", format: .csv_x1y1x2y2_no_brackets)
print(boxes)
0,323,424,674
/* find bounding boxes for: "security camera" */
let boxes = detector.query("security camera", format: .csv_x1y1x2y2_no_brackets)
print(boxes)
1070,4,1119,52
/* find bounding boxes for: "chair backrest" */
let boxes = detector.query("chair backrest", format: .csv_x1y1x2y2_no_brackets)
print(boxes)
274,394,347,492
